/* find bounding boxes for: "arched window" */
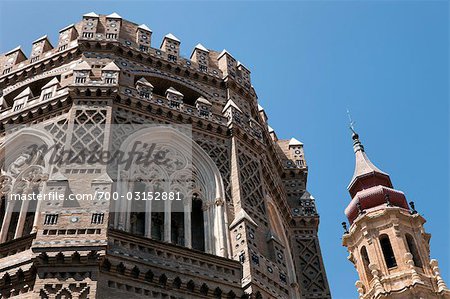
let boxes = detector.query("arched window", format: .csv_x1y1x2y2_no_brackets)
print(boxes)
405,233,422,268
360,246,373,281
379,234,397,268
191,196,205,251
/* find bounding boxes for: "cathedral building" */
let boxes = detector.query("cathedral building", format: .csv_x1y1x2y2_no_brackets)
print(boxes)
0,13,331,299
342,130,450,299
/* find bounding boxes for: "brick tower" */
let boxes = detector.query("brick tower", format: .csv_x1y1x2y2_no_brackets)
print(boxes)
342,130,450,299
0,12,331,299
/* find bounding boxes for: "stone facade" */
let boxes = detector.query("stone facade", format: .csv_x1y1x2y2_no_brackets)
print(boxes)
0,12,331,299
342,132,450,299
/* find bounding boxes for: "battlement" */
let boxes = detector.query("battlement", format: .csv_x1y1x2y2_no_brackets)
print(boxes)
0,12,251,89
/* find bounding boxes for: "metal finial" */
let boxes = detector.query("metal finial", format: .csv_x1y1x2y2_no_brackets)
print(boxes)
347,108,357,134
356,202,365,215
385,194,392,207
409,201,417,214
342,222,349,234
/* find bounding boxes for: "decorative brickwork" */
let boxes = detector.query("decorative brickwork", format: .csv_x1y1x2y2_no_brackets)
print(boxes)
0,12,330,299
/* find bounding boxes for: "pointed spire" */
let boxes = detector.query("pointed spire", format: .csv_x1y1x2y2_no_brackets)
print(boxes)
289,138,303,147
164,33,180,42
137,24,152,32
102,61,120,71
136,77,154,88
222,99,242,113
74,61,91,71
15,87,33,99
83,12,99,18
347,130,393,198
106,12,122,19
165,87,183,97
194,43,209,52
42,77,60,89
195,96,211,106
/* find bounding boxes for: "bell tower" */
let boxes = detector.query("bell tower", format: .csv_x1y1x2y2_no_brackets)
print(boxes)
342,130,450,299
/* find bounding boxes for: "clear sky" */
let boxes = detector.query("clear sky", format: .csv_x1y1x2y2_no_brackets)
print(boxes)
0,1,448,298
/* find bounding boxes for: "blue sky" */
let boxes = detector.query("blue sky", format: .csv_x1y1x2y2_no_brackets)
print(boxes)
0,1,448,298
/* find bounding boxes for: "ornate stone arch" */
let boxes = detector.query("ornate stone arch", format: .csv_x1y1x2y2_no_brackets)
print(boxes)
0,127,54,242
114,126,230,258
266,198,299,294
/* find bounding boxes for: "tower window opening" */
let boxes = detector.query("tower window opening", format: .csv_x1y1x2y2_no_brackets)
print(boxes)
44,213,58,225
75,77,86,83
82,32,94,38
379,234,397,268
406,233,423,268
130,181,146,236
360,246,373,281
168,54,177,62
191,196,205,251
43,92,52,100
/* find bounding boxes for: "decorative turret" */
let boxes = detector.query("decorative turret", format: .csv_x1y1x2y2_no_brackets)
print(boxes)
217,50,237,79
165,87,183,109
191,43,209,72
342,127,450,299
57,24,77,52
345,131,409,224
81,12,99,39
105,13,122,40
101,61,120,84
161,33,180,62
2,46,27,75
30,35,53,63
136,24,152,52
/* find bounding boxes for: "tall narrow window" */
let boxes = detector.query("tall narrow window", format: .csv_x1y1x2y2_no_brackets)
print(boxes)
191,197,205,251
6,201,22,242
151,185,165,241
405,233,422,268
379,234,397,268
360,246,373,281
0,196,6,230
171,211,184,246
23,187,39,236
130,181,146,236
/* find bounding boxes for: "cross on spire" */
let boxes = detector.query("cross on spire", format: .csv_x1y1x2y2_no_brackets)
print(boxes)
347,108,357,134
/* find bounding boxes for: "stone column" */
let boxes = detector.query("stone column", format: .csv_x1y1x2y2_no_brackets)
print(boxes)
203,202,212,254
164,199,171,242
14,186,32,239
184,199,191,248
144,185,152,238
0,199,14,242
214,197,227,257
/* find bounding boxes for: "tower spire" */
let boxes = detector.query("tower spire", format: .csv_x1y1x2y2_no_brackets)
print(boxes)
346,120,392,198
